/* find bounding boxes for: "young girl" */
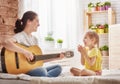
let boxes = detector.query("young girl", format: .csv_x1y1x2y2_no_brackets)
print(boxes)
70,31,102,76
3,11,64,77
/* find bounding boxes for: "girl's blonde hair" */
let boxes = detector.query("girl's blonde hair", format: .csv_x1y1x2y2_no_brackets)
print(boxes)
85,31,99,47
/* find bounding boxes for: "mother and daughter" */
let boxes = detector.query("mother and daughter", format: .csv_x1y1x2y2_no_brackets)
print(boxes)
2,11,102,77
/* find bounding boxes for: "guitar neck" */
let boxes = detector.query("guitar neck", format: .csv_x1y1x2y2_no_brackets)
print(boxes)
35,53,60,61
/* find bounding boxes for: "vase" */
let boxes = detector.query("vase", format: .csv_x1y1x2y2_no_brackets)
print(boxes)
97,28,104,34
96,6,101,11
88,7,95,12
102,51,109,56
105,6,111,10
104,28,108,33
57,43,62,48
44,41,55,49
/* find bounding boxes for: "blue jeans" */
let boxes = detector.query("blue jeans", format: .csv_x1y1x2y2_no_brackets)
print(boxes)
26,65,62,77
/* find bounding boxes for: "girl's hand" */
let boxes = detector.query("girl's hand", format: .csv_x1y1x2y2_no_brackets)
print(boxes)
78,45,84,53
78,45,87,56
82,47,87,56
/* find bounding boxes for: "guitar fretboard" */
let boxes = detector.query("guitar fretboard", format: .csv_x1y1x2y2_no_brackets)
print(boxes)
35,53,60,61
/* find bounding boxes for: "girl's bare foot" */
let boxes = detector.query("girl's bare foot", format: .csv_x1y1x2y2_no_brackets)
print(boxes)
70,67,81,76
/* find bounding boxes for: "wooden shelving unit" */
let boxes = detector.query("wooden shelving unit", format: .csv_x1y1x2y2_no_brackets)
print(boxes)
84,8,115,32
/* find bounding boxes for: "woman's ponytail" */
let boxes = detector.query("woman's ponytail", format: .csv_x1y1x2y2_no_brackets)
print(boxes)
14,19,23,33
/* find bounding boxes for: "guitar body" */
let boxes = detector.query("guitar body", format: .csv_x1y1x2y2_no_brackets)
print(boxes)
1,43,43,74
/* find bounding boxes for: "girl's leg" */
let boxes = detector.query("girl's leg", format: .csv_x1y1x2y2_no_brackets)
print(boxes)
45,65,62,77
70,67,96,76
26,67,47,77
80,69,96,76
70,67,82,76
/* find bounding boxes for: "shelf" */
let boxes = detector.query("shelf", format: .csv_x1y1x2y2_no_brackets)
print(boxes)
98,33,108,35
86,10,108,14
85,8,115,15
84,8,115,32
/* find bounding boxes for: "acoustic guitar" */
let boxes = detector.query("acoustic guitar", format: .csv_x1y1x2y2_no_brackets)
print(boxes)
1,43,74,74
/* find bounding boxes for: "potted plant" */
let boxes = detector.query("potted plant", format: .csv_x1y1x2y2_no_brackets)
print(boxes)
44,36,55,48
45,36,54,41
100,45,109,56
44,36,55,49
96,24,105,34
104,1,111,10
88,2,95,12
57,39,63,48
100,2,105,11
89,24,97,32
95,2,101,11
104,24,109,33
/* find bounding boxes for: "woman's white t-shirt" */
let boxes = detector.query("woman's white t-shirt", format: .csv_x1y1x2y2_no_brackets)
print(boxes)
0,31,38,72
13,31,38,46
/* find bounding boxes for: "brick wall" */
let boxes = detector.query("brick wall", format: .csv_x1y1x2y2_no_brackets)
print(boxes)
0,0,18,50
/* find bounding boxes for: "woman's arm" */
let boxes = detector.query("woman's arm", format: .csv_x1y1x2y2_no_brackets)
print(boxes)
3,38,34,61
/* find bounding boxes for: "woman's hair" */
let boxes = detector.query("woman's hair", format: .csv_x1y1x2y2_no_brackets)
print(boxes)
86,31,99,47
14,11,37,33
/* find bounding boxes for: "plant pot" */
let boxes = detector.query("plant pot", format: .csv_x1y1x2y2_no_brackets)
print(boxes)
104,28,108,33
97,28,104,34
105,5,111,10
44,41,55,49
91,28,97,32
57,43,62,48
96,6,101,11
101,51,109,56
88,7,95,12
101,6,105,11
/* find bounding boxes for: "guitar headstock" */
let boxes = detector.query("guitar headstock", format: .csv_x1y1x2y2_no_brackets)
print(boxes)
64,51,74,58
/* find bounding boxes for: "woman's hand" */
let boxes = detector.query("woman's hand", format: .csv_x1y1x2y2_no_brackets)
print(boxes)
23,50,34,61
59,53,65,59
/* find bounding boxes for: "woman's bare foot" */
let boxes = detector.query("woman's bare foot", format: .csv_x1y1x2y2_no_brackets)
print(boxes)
70,67,81,76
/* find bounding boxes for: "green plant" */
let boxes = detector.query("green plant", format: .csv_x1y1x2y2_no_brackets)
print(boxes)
96,24,101,28
57,39,63,43
45,36,54,41
104,1,111,6
88,2,94,8
96,24,104,29
89,24,95,29
104,24,109,28
100,45,109,51
96,2,101,7
101,2,105,7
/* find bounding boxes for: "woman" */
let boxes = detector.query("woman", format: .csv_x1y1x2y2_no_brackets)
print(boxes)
3,11,64,77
